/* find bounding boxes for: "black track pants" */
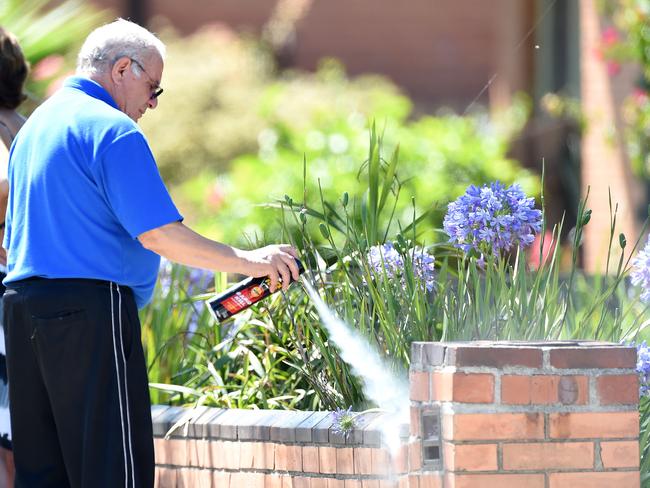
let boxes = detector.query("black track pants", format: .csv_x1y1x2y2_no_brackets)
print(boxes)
2,278,154,488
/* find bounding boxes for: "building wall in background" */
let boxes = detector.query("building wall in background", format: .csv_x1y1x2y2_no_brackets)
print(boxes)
89,0,535,112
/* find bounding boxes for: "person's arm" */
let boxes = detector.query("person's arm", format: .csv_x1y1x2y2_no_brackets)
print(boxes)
138,221,300,291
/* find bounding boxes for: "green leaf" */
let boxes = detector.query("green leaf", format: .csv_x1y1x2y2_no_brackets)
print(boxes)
319,223,330,239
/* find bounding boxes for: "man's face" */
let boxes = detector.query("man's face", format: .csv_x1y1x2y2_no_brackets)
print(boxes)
119,54,163,122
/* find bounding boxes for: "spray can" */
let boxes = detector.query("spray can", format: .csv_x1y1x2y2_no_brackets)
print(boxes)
206,258,305,323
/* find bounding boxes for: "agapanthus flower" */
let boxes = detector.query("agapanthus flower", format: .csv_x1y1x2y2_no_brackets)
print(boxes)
631,236,650,303
636,341,650,396
367,242,404,279
332,407,356,438
186,267,214,296
443,182,542,255
366,242,436,292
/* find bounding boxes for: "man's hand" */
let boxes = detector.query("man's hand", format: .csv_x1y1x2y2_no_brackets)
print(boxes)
238,245,300,292
138,222,300,290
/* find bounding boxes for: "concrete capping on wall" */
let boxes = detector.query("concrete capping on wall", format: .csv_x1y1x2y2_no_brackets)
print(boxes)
152,406,409,447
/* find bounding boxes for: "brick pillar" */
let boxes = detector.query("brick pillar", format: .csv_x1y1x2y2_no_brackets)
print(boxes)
579,0,640,273
409,341,640,488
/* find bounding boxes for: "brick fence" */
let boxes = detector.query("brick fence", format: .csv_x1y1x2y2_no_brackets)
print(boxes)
153,341,640,487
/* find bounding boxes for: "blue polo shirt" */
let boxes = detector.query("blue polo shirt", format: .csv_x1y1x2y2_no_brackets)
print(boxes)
3,76,182,308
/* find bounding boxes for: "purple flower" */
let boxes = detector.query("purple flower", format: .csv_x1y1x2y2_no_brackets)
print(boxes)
410,247,437,292
366,242,436,292
443,182,542,255
158,258,174,296
332,407,356,438
186,267,214,296
635,341,650,397
631,236,650,303
367,242,404,279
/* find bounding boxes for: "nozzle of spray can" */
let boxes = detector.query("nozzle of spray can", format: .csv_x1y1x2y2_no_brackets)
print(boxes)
206,258,305,323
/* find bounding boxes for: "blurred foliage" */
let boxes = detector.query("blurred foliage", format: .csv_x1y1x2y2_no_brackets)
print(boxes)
599,0,650,180
147,132,650,417
0,0,107,109
141,28,538,247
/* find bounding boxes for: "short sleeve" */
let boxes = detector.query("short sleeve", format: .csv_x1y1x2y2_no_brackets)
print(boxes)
94,130,182,238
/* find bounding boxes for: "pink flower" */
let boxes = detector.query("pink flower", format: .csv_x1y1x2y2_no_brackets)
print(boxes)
31,55,65,81
601,26,620,46
633,88,649,106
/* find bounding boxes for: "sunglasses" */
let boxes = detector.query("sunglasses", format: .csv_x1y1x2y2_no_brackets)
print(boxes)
130,58,163,100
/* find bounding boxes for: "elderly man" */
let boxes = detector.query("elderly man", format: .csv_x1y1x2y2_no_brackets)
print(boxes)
2,19,299,488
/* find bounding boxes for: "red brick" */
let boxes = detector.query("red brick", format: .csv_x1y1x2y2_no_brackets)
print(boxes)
408,475,419,488
557,376,589,405
154,438,172,465
548,471,640,488
447,413,544,441
361,481,379,488
502,442,594,470
212,471,230,488
312,479,329,488
241,472,265,488
266,474,284,488
229,472,246,488
344,480,362,488
409,441,422,471
397,476,409,488
549,412,639,439
410,371,430,401
379,480,398,488
531,376,561,404
431,372,452,401
336,448,354,475
155,467,177,488
327,479,345,488
276,444,303,472
166,438,187,466
371,448,390,476
303,446,319,473
410,407,421,437
319,447,337,474
418,474,442,488
501,375,530,404
600,441,640,469
191,439,212,468
451,346,542,368
443,442,497,471
239,442,257,469
597,375,639,405
391,444,408,474
292,477,311,488
216,440,240,469
501,375,588,405
449,473,545,488
432,372,494,403
353,447,373,475
549,347,636,369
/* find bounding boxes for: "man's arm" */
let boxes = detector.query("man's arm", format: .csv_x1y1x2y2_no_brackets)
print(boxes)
138,221,300,291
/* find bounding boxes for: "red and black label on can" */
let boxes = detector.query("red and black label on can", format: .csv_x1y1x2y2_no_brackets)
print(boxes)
206,258,305,323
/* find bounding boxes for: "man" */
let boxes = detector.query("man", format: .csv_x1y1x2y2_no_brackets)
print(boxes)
2,19,299,488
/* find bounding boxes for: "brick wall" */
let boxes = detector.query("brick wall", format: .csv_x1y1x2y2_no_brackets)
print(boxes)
153,340,640,487
89,0,533,110
410,341,640,488
579,0,642,273
151,405,409,487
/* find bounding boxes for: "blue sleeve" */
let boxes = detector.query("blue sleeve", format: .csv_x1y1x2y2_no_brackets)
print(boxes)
95,130,183,238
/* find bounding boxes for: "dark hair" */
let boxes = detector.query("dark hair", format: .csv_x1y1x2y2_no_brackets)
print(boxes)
0,27,28,110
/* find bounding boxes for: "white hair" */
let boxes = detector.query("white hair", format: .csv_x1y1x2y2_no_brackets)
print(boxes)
76,18,166,76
